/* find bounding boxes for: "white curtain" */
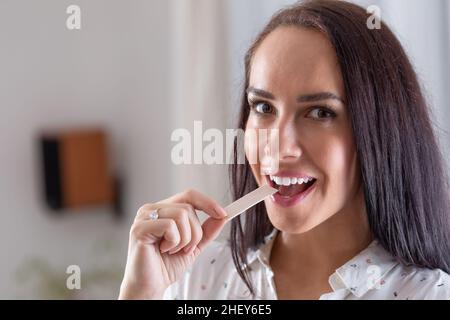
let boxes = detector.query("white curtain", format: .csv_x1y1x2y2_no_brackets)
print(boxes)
168,0,231,208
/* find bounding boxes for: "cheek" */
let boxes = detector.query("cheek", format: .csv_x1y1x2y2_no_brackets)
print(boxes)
244,128,257,164
244,123,261,182
244,117,267,156
317,134,358,193
244,119,274,175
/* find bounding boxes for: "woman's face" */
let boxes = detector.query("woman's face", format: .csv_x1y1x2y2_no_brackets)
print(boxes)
245,26,362,233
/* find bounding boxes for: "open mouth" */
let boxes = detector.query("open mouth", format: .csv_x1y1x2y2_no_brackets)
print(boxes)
267,175,317,198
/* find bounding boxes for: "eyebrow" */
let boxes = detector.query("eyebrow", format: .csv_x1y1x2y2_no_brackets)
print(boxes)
246,86,345,104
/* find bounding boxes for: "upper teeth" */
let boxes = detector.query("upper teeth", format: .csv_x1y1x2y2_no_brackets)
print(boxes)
270,176,314,186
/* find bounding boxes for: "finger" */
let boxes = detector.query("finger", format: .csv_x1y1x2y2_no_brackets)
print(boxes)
130,219,180,253
158,204,203,255
134,203,173,222
159,206,192,254
134,203,199,254
196,216,228,253
162,189,227,219
182,207,203,254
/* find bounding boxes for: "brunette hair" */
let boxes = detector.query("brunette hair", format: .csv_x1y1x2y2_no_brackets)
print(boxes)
229,0,450,296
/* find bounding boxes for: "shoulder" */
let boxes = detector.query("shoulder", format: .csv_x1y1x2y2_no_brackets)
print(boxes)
163,240,237,300
388,264,450,299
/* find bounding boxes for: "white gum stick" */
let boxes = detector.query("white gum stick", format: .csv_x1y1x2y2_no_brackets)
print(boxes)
224,184,278,222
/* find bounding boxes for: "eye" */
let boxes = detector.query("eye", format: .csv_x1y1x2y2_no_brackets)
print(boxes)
307,107,336,120
250,101,274,115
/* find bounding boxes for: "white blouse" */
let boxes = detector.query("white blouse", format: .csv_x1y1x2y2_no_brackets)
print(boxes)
163,229,450,300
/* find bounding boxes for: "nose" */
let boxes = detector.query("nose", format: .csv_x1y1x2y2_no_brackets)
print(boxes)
277,119,302,161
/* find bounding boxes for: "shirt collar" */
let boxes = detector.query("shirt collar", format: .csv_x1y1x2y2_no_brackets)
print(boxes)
244,229,399,298
330,239,399,297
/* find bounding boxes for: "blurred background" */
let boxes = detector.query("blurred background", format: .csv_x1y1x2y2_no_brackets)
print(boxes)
0,0,448,299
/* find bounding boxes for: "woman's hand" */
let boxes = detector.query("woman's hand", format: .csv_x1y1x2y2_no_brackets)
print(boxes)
118,189,228,299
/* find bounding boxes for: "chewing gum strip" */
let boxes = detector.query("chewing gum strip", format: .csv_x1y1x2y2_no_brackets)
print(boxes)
224,184,278,222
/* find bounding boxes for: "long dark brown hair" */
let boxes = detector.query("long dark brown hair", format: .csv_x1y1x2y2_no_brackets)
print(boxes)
229,0,450,296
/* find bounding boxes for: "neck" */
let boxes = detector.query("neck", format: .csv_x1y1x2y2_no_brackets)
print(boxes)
270,188,373,277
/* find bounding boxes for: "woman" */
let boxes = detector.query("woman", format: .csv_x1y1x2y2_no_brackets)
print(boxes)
119,0,450,299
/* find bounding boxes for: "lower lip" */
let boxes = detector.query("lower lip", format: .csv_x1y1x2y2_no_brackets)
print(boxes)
268,178,317,208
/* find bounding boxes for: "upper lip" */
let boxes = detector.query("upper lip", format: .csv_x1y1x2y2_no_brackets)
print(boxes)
266,171,316,180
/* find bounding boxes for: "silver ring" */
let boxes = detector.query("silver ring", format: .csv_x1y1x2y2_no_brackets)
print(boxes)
149,209,159,220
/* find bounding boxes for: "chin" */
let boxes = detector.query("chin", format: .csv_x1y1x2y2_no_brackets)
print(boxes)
266,204,320,234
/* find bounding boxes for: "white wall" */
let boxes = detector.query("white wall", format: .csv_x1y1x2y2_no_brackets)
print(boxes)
0,0,170,298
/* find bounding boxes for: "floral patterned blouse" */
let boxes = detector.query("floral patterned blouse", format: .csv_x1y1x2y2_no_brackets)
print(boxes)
163,229,450,300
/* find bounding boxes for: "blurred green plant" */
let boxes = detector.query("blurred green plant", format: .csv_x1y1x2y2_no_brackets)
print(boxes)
15,239,124,299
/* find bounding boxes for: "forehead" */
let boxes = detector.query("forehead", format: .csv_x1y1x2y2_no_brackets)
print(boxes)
249,26,345,99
